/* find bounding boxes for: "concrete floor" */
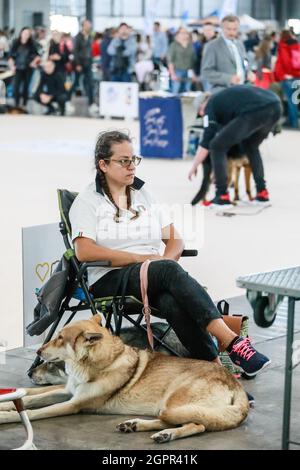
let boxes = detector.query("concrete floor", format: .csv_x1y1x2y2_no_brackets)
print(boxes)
0,296,299,450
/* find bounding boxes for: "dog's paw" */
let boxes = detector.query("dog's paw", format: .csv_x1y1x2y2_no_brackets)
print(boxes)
151,430,172,444
117,420,138,433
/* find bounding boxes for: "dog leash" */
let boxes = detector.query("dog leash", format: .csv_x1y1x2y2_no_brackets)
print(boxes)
140,260,154,351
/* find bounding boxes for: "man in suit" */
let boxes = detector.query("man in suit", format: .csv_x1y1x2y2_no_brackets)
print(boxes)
201,15,254,93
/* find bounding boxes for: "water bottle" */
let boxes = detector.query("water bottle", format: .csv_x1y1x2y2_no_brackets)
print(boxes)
159,66,170,92
187,130,199,156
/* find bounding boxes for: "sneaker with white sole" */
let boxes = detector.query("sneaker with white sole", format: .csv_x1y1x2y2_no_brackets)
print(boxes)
228,337,271,376
204,192,234,209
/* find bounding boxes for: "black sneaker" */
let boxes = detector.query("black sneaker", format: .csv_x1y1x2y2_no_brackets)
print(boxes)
205,192,234,208
228,337,271,376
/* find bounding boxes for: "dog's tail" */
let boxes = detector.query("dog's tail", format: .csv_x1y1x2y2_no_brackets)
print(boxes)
190,157,212,206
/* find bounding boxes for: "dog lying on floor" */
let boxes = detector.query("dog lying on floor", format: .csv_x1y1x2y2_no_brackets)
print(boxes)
0,315,249,443
30,322,190,386
191,150,252,206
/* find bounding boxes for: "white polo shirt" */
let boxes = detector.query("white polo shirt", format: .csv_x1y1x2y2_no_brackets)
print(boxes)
69,178,172,286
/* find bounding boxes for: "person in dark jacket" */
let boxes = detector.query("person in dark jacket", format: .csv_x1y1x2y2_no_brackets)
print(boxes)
72,19,94,105
188,85,282,207
34,60,67,115
8,27,40,107
48,30,71,79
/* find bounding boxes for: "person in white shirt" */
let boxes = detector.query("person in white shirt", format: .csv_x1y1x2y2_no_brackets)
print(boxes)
69,130,270,375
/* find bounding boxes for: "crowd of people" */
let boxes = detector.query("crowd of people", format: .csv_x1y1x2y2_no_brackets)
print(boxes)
0,15,299,126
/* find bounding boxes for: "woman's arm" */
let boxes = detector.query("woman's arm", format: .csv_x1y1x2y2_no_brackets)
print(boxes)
74,237,162,265
161,224,185,261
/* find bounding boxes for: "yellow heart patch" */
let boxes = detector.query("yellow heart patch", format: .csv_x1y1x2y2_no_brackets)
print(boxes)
35,263,50,283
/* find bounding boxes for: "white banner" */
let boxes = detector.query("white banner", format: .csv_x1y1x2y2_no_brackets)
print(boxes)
99,81,139,119
22,223,65,347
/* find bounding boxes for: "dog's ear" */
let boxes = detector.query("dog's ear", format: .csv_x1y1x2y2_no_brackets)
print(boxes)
83,332,103,344
90,313,102,326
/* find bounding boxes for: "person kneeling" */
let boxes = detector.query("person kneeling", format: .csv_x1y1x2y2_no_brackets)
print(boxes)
34,60,67,116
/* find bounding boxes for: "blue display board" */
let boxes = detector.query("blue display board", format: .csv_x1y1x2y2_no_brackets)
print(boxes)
139,96,183,159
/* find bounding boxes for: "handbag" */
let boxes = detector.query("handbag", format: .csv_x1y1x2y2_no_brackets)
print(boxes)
216,300,249,376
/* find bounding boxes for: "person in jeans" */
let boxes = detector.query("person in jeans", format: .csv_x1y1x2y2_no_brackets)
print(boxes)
69,130,270,377
188,85,282,207
72,19,94,105
108,23,137,82
274,29,300,129
168,27,196,94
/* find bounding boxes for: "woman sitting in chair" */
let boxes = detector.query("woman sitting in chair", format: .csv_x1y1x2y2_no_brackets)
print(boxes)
69,130,270,376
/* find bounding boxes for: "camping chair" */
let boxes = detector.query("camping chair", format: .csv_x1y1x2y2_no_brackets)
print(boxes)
28,189,198,375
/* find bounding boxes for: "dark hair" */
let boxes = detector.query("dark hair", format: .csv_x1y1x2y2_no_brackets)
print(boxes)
17,27,33,46
280,29,294,43
255,36,272,59
94,130,139,222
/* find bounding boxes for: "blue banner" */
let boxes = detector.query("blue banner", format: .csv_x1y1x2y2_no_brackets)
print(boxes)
139,96,183,159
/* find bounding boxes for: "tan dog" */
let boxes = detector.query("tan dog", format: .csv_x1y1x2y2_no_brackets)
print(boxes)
228,156,253,202
0,315,249,443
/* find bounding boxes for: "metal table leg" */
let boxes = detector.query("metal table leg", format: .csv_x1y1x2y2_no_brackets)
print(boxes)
282,297,295,450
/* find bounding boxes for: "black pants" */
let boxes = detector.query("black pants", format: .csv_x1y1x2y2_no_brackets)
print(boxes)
34,92,68,115
210,103,282,196
91,260,221,361
71,65,94,105
13,69,33,106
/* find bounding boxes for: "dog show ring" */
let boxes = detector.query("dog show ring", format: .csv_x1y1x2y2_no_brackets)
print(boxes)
0,388,37,450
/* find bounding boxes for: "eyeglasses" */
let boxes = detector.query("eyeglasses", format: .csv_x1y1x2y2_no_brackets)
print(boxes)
104,156,142,168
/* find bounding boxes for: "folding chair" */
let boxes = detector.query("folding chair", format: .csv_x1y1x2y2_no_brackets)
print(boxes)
28,189,197,375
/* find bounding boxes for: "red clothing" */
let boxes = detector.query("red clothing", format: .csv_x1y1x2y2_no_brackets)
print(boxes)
274,39,300,81
92,40,101,58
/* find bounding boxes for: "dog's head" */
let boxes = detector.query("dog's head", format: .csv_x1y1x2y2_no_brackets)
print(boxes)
30,361,67,385
37,315,124,367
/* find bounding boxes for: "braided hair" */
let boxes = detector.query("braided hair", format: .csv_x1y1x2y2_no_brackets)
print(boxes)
94,130,139,222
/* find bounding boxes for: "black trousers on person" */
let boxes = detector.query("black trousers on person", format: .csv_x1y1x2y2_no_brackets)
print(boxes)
13,69,33,106
91,260,221,361
71,65,94,105
34,92,68,115
210,102,282,196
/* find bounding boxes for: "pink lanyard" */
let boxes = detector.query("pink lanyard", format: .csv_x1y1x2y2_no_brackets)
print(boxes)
140,259,154,350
